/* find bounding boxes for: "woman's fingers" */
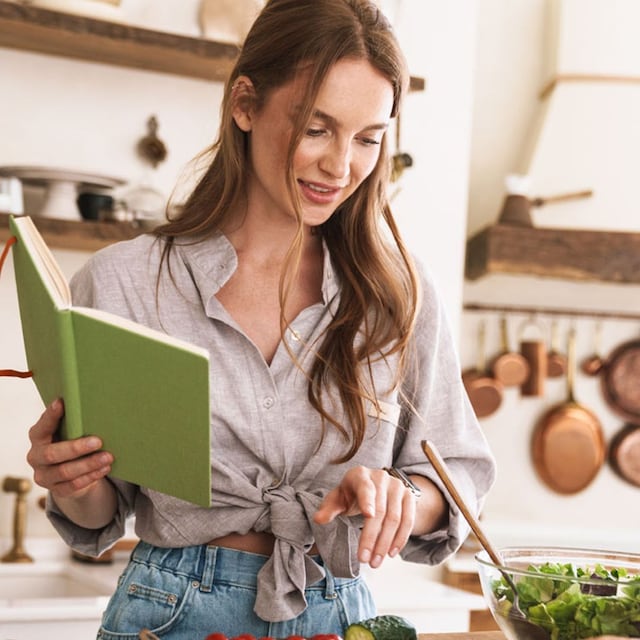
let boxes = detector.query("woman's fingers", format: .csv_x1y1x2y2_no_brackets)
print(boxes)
314,466,417,568
359,469,414,567
26,399,113,497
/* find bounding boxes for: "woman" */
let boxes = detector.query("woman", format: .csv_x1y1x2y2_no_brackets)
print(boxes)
26,0,495,638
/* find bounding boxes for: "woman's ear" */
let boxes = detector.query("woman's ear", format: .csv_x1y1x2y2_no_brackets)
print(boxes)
231,76,256,132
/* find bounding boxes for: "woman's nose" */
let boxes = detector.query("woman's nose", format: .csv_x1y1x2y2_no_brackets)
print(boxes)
319,140,351,179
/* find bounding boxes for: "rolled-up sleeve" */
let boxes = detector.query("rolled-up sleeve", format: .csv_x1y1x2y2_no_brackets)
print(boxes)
393,266,496,565
45,478,137,556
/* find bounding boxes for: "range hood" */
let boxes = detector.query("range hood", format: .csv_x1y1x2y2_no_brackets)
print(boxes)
466,0,640,284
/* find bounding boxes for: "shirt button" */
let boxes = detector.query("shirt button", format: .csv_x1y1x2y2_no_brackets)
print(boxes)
263,396,275,409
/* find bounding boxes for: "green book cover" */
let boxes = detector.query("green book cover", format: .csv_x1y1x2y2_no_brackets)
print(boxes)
8,215,211,508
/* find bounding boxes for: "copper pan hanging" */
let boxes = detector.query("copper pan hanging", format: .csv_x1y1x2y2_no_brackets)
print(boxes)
531,327,606,494
598,337,640,423
489,315,530,387
462,320,504,418
609,423,640,487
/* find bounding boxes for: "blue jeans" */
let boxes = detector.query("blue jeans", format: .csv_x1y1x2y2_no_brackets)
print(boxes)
97,541,376,639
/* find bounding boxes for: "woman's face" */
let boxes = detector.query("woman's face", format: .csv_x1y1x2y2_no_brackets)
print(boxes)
234,58,395,228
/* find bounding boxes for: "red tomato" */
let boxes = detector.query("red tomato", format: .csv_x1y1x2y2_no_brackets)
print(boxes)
310,635,342,640
204,635,228,640
231,635,257,640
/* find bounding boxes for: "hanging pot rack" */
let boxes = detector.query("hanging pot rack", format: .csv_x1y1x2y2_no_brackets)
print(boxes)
464,303,640,323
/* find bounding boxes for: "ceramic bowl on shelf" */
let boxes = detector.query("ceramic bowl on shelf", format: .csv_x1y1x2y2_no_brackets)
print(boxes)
475,546,640,640
0,166,125,220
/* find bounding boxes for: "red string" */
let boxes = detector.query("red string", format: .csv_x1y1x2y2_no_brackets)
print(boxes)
0,234,33,379
0,235,16,276
0,369,33,378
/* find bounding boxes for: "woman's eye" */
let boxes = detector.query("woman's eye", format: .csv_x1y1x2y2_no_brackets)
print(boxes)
360,136,381,146
306,127,326,137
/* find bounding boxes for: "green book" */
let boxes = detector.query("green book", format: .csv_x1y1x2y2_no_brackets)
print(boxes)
8,215,211,508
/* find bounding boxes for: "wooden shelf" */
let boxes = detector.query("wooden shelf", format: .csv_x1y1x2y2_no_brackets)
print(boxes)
0,212,144,252
0,1,426,88
0,0,240,82
465,224,640,284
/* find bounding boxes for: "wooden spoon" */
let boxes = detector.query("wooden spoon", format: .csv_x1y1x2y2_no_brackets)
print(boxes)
421,440,549,640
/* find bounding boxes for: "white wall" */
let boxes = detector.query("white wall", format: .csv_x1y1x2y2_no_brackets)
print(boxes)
463,0,640,551
0,1,478,540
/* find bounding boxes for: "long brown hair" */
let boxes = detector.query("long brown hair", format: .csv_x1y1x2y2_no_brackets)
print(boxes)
155,0,420,462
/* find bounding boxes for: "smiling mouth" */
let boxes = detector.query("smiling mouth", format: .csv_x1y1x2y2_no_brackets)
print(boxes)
299,180,340,194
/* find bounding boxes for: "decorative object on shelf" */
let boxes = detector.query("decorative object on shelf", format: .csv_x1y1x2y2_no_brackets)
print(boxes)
123,115,169,228
136,115,168,169
198,0,264,44
496,174,594,227
0,166,125,220
390,113,413,183
23,0,125,22
0,177,23,215
76,191,114,221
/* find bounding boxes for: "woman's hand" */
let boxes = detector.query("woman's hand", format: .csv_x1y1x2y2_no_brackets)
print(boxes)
313,466,446,568
26,399,117,528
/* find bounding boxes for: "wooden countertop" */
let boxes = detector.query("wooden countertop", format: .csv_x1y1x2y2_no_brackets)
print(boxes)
419,633,505,640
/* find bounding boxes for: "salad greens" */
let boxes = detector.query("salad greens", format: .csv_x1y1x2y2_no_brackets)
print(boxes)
491,562,640,640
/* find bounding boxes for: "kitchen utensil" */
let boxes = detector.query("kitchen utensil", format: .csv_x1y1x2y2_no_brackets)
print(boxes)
546,320,566,378
531,327,606,494
497,185,593,227
609,422,640,487
580,320,603,375
421,440,549,640
490,315,530,386
519,318,547,396
462,320,503,418
599,336,640,423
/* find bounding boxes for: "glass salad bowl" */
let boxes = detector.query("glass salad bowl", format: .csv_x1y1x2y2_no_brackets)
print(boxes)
475,546,640,640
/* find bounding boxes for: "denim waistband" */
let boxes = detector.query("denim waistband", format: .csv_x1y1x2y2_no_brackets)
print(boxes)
130,541,346,598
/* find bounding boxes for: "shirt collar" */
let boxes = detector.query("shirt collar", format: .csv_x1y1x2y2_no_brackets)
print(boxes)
175,232,340,309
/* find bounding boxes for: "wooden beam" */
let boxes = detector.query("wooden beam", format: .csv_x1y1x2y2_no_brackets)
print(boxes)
465,224,640,284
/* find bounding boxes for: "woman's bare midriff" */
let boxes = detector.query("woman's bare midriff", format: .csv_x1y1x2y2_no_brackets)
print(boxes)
207,531,318,556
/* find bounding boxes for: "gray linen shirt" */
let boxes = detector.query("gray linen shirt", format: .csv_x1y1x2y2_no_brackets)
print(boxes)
46,231,495,622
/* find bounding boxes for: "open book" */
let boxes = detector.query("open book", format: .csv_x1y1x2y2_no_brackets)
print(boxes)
8,215,211,507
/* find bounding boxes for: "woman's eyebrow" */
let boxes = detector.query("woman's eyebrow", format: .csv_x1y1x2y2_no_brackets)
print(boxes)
312,109,389,131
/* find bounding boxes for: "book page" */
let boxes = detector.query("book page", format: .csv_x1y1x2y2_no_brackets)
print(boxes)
13,216,71,308
76,306,210,357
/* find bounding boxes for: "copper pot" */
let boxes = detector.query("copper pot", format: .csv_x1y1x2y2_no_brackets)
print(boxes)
531,328,606,494
489,316,530,387
462,320,503,418
599,338,640,423
609,423,640,487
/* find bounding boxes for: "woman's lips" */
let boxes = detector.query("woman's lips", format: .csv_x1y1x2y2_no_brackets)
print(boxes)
298,179,342,205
